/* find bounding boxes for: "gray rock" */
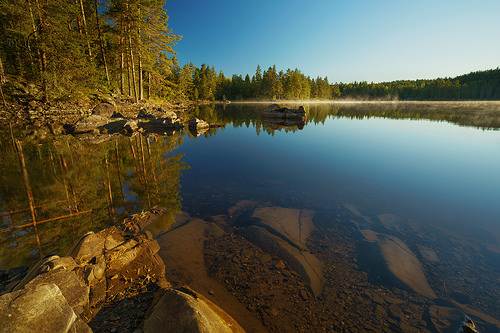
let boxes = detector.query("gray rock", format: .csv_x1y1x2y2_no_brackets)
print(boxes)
71,115,109,133
0,283,91,333
143,288,233,333
188,118,210,130
92,102,116,118
137,109,157,119
139,118,180,135
66,231,105,265
24,269,90,316
264,104,306,118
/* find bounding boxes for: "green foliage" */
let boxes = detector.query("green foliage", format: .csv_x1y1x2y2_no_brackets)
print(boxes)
0,0,181,101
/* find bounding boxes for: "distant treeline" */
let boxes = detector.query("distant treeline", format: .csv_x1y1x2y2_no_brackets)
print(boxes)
172,64,500,101
0,0,498,102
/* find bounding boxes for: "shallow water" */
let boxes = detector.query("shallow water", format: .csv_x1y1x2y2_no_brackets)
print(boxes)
177,102,500,329
1,102,500,330
181,103,500,232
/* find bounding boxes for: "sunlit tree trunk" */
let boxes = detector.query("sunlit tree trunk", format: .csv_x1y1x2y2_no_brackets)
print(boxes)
0,55,6,107
78,0,92,58
126,54,131,97
137,6,143,100
34,0,48,101
94,0,109,86
147,72,151,99
119,17,125,94
128,28,138,102
138,55,143,100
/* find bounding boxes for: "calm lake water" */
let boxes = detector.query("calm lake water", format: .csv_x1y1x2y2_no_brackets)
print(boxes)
1,102,500,329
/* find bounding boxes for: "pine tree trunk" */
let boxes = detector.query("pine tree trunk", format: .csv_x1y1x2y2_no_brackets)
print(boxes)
74,0,83,34
147,72,151,99
128,30,138,102
78,0,92,57
34,0,48,102
126,54,131,97
120,50,124,94
137,6,143,100
0,55,6,107
119,18,125,94
94,0,110,86
138,55,143,100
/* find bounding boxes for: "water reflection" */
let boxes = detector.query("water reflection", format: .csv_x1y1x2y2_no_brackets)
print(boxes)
175,102,500,330
1,101,500,331
0,132,187,269
190,101,500,134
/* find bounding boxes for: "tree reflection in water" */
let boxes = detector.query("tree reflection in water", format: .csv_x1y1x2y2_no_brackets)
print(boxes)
0,132,187,269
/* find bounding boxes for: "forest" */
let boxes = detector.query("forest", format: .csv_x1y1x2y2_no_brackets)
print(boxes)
0,0,499,103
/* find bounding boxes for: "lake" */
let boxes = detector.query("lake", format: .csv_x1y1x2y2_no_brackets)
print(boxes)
1,101,500,331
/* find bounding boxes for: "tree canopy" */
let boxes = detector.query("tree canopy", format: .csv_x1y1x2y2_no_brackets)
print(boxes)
0,0,180,101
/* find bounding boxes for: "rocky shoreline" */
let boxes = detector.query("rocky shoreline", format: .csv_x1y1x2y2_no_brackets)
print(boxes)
0,208,242,333
2,200,498,332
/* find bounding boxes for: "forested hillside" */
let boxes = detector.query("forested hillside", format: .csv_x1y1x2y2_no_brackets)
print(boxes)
0,0,180,102
0,0,498,103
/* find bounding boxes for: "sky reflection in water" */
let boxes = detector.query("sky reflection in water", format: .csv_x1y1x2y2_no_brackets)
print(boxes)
179,110,500,237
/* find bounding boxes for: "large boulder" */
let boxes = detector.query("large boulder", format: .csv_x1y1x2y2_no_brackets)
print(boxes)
92,102,116,118
188,118,210,130
0,283,91,333
10,256,90,316
143,288,235,333
139,118,182,135
24,269,90,316
71,115,109,133
265,104,306,115
66,231,105,265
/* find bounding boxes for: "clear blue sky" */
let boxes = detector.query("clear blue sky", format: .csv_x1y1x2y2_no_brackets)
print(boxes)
164,0,500,83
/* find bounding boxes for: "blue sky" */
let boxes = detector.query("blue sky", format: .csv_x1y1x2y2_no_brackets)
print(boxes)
164,0,500,83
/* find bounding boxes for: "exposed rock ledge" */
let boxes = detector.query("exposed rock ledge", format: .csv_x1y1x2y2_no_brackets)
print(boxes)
0,208,241,333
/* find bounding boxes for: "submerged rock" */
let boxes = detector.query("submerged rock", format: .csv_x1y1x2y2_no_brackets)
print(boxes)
238,206,324,297
359,230,436,298
157,214,265,332
252,207,314,251
242,224,324,297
